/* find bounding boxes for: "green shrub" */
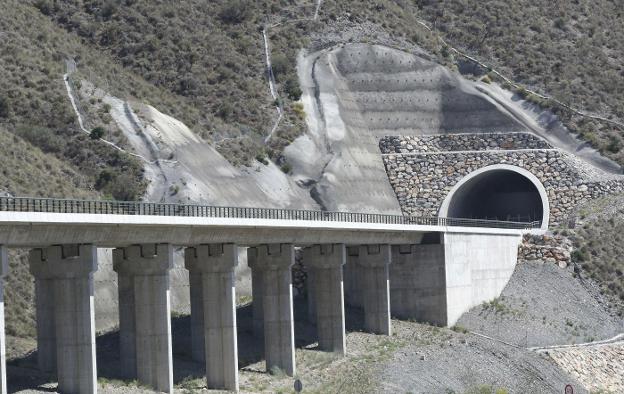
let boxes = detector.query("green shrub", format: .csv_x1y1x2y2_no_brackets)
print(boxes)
451,325,469,334
90,126,105,140
292,102,306,119
95,169,143,201
607,136,622,153
280,163,292,174
216,102,234,121
284,78,302,100
101,1,118,19
271,54,290,81
218,0,251,24
255,152,269,165
34,0,53,15
571,248,590,262
0,96,10,118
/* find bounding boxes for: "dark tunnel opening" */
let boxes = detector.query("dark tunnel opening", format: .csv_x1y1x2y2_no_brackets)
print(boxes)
446,169,544,223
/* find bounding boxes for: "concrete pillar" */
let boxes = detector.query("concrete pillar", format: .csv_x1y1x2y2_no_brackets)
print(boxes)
34,274,56,374
187,271,204,363
0,246,7,394
343,247,363,308
248,244,295,376
29,245,98,394
113,244,173,393
251,268,264,338
116,272,136,380
357,244,392,335
302,244,346,355
185,244,239,392
390,244,447,326
306,269,316,324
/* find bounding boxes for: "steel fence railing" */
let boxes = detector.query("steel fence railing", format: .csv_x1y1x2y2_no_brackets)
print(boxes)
0,196,541,230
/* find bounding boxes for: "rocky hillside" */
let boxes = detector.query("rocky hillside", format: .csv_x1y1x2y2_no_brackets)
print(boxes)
1,2,623,393
563,194,624,316
2,0,623,201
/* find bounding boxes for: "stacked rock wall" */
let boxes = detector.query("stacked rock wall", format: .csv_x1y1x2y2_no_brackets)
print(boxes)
517,234,573,267
382,132,552,153
380,133,624,226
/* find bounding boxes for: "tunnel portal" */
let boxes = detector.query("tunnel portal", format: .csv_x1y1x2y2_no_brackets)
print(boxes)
445,168,545,224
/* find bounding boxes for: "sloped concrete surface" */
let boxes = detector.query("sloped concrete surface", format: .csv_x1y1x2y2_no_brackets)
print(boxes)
285,43,620,215
286,44,527,213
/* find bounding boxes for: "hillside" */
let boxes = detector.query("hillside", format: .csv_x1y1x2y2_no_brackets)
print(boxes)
563,194,624,315
0,1,623,393
1,0,623,203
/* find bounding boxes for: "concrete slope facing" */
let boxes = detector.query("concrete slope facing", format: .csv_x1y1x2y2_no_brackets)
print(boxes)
79,81,316,210
286,43,528,214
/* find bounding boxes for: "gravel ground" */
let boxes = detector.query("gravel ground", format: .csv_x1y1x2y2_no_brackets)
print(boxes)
6,262,617,393
457,261,623,347
377,322,587,394
5,295,589,394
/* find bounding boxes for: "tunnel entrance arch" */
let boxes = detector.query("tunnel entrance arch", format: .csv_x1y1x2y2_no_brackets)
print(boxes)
439,165,549,229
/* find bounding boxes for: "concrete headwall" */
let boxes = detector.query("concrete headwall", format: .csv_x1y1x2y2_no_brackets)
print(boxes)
443,232,521,326
387,232,521,327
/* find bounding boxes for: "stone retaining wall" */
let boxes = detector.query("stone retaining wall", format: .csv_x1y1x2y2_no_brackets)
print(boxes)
381,134,624,226
518,234,572,267
380,132,552,153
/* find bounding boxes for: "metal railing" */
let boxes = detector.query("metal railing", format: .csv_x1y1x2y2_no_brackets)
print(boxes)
0,196,541,230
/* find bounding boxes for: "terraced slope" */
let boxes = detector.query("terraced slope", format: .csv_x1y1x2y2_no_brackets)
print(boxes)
286,43,619,213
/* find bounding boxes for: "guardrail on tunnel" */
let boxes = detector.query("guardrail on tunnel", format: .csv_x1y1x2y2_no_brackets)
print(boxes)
0,196,541,230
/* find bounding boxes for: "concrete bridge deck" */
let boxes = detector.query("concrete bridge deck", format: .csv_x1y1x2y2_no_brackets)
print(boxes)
0,196,535,247
0,197,539,393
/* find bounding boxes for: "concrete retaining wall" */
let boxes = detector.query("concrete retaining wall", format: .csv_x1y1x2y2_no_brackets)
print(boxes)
443,232,521,326
388,232,521,327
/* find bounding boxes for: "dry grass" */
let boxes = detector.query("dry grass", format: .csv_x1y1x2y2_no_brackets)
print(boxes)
563,194,624,316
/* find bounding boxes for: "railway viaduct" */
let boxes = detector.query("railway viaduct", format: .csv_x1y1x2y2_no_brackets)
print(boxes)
0,197,541,393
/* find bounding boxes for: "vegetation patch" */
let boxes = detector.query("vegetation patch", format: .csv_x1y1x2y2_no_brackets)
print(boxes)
566,194,624,316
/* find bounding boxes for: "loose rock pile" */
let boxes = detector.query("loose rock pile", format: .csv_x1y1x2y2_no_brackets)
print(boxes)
547,342,624,393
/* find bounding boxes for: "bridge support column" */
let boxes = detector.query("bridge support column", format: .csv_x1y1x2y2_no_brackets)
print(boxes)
33,269,56,374
0,247,8,394
29,245,97,394
306,269,316,323
187,270,205,362
113,244,173,394
251,268,264,338
303,244,346,355
343,247,363,308
357,244,392,335
185,244,239,392
389,244,447,326
248,244,295,376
